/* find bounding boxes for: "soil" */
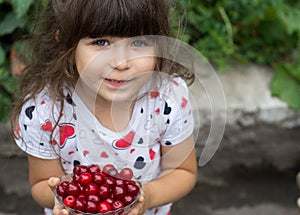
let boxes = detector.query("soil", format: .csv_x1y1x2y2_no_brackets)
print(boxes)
0,157,299,215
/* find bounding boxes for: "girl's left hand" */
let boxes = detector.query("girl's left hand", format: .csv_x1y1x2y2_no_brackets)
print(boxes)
127,189,147,215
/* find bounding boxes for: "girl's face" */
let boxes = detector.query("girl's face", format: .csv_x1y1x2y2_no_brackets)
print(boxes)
75,36,156,103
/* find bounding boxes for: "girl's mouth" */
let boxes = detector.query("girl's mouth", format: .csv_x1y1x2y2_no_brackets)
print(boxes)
104,78,129,87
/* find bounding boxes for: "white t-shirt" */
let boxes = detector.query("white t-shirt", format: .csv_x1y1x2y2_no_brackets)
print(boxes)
15,76,194,215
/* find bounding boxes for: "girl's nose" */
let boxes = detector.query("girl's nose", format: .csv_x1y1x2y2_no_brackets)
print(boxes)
110,45,131,70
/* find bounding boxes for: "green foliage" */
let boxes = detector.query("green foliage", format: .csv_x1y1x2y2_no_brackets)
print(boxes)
0,0,299,123
177,0,300,110
271,62,300,109
0,0,48,121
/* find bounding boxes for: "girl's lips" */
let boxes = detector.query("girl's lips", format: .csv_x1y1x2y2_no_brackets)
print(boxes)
104,78,130,87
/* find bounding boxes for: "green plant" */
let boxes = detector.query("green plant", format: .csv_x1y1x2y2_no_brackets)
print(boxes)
0,0,48,121
178,0,300,110
0,0,299,123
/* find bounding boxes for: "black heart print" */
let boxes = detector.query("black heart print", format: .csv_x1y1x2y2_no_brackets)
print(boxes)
163,102,172,115
165,141,172,146
25,106,35,120
73,160,80,167
66,93,76,106
134,156,146,169
138,138,144,144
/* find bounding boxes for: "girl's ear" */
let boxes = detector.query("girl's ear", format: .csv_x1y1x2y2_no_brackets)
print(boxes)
55,30,60,41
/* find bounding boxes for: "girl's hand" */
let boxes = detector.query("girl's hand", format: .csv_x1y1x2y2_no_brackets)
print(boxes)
127,188,148,215
48,177,70,215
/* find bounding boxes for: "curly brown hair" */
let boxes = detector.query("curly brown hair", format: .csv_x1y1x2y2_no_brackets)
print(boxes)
11,0,194,135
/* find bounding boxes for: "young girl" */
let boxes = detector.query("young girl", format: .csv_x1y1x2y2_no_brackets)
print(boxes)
11,0,197,214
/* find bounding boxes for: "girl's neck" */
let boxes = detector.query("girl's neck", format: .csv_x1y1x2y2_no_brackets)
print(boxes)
94,96,135,132
75,83,135,132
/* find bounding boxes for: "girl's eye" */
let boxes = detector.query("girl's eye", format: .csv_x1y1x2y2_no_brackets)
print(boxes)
93,39,109,46
131,40,147,47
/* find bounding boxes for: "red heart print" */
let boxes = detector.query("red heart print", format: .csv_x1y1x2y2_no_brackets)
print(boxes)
150,88,159,98
83,151,89,157
101,152,109,158
113,131,135,149
51,140,57,146
181,97,188,108
59,123,75,148
173,79,179,86
41,120,53,132
155,108,160,114
149,149,156,160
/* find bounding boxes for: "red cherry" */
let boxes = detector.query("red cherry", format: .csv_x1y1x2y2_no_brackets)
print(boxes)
77,182,85,192
79,172,93,185
72,173,80,183
125,183,139,196
106,168,119,178
105,197,114,205
61,181,70,188
63,195,76,208
93,172,105,185
125,179,136,185
86,201,98,213
56,184,68,197
74,198,86,212
102,164,116,174
115,178,125,186
119,168,133,180
66,182,80,196
98,201,112,213
99,184,111,199
77,194,87,203
123,194,135,205
88,164,101,174
112,200,125,211
85,182,99,195
104,176,116,188
73,165,88,175
87,194,101,203
112,185,126,200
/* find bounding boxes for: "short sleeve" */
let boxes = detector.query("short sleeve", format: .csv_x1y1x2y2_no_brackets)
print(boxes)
15,94,60,159
160,77,194,146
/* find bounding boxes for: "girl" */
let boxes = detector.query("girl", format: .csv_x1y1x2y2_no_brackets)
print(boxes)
11,0,197,214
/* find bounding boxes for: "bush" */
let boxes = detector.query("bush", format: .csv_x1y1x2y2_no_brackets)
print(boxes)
0,0,47,121
178,0,300,109
0,0,299,122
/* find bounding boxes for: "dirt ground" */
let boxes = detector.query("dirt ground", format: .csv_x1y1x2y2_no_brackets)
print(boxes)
0,156,299,215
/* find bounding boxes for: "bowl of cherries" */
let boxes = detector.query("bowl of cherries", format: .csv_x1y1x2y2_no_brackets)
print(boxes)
54,164,141,215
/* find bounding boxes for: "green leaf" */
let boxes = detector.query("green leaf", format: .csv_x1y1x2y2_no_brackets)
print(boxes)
278,4,300,34
271,65,300,110
11,0,35,18
0,45,5,65
0,12,26,36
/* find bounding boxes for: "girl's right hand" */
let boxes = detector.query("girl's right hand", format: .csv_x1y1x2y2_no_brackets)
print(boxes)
48,177,70,215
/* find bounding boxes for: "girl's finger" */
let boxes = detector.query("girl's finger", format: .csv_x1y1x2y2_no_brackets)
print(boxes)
48,177,60,188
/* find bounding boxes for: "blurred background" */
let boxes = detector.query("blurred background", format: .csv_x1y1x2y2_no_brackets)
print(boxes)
0,0,300,214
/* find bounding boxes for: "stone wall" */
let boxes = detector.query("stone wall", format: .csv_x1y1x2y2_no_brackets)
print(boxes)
190,64,300,183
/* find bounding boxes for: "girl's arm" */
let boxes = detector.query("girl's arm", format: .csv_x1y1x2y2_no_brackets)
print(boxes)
28,155,65,209
129,134,198,214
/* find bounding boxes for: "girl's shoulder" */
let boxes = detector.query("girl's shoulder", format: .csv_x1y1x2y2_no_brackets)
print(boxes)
158,76,190,101
20,87,74,124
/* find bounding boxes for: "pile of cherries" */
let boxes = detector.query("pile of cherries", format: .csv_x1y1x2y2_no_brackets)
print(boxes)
55,164,140,214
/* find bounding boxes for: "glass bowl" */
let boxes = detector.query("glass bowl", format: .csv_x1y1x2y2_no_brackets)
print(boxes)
53,174,142,215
